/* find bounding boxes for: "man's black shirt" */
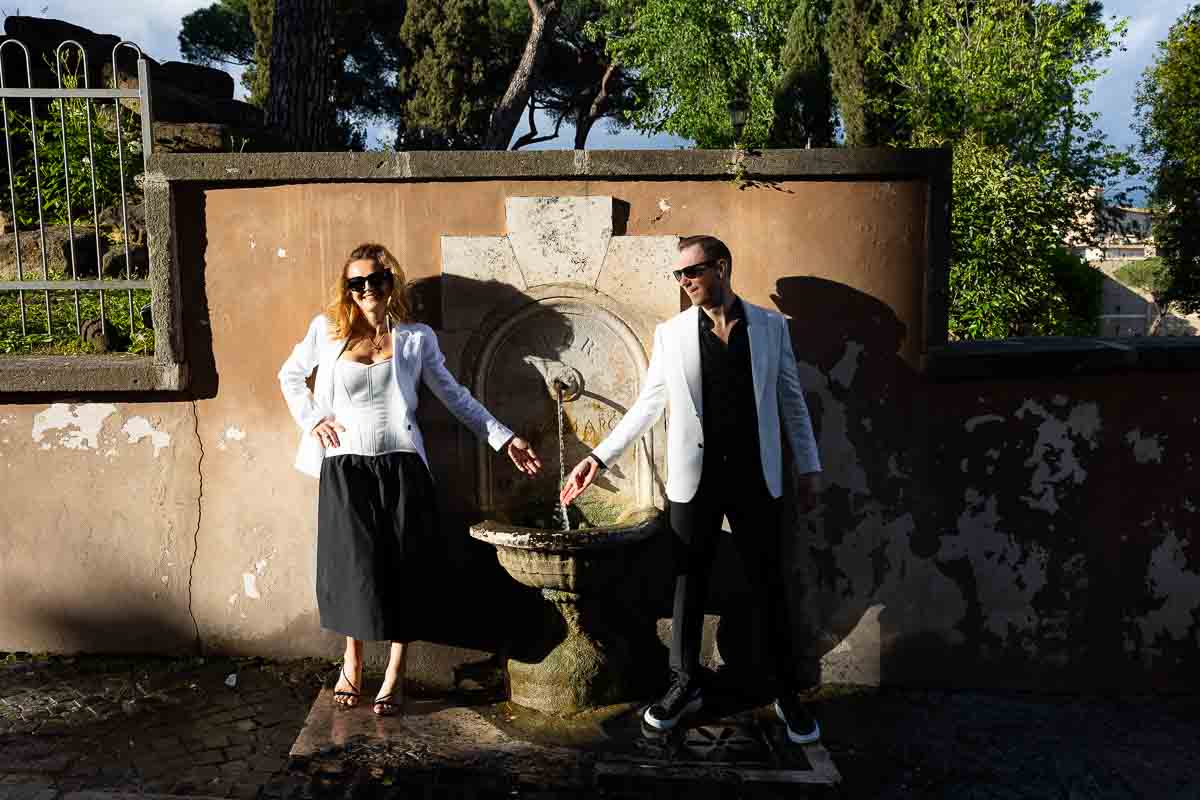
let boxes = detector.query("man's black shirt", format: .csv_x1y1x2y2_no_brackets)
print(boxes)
698,298,760,468
589,300,762,473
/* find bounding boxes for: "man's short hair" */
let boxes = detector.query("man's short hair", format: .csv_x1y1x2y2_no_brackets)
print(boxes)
678,235,732,275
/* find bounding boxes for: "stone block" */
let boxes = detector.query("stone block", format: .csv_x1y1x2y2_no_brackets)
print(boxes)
157,60,235,100
440,236,525,331
594,235,681,325
505,196,613,288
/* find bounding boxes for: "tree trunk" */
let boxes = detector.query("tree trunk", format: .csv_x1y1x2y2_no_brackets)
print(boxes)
1149,301,1167,335
485,0,561,151
265,0,338,150
573,62,617,150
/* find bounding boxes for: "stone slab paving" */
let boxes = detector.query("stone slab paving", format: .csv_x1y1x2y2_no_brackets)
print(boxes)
4,654,1200,799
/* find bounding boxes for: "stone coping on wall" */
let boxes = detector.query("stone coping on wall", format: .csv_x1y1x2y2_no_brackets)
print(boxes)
145,148,951,183
0,355,188,392
924,336,1200,379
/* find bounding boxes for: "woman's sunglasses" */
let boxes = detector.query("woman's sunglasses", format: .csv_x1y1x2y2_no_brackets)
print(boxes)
671,259,718,282
346,270,393,294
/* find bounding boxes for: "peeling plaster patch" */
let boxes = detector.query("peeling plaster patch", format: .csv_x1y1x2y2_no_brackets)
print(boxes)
218,426,247,451
276,248,287,258
1014,400,1101,514
228,594,238,605
255,559,268,576
797,357,869,494
249,235,257,250
960,458,969,473
657,198,671,214
160,575,169,584
32,404,117,450
986,449,1000,460
243,573,261,599
1125,429,1164,464
122,417,171,457
947,491,1050,639
1139,528,1200,644
965,414,1005,433
830,341,864,389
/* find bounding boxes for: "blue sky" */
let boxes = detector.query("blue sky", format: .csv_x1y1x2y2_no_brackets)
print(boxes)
26,0,1196,169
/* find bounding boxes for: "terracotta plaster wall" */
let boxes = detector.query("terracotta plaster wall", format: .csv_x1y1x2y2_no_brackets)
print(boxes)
180,178,927,686
5,173,1197,691
0,402,199,654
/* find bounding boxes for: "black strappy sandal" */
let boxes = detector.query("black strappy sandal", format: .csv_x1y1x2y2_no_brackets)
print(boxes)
373,693,401,717
332,665,361,708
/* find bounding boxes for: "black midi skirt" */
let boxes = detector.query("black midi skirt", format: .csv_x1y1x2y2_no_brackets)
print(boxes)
316,451,437,642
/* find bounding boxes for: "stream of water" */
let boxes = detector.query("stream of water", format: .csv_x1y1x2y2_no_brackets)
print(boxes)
556,385,570,531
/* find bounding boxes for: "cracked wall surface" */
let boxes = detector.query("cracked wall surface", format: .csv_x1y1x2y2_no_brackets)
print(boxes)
2,176,1198,691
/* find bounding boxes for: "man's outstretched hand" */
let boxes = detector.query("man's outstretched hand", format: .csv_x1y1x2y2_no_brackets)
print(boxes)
795,471,820,512
560,457,600,506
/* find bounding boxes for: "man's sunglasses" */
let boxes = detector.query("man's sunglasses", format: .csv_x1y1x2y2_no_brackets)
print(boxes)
671,259,719,282
346,270,393,294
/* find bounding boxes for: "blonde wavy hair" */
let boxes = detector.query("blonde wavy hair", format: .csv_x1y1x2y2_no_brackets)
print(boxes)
324,243,414,340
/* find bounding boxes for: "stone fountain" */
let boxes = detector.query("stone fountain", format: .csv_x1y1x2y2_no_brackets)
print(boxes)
441,196,680,714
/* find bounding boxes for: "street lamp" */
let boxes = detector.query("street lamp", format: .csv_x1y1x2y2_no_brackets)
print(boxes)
727,95,749,146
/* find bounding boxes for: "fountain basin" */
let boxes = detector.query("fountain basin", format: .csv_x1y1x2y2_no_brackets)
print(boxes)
470,508,659,594
470,509,662,715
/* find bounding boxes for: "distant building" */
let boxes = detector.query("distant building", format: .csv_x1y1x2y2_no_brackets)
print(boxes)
1066,188,1156,262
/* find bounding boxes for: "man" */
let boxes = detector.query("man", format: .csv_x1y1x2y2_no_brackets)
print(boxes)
560,235,822,743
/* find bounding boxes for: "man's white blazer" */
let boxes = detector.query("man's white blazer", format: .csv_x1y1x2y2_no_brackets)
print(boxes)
592,301,821,503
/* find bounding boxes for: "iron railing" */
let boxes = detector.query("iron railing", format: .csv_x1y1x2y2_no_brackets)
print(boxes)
0,38,153,349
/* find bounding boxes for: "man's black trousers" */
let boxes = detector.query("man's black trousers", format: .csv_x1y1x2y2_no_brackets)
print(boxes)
667,453,798,696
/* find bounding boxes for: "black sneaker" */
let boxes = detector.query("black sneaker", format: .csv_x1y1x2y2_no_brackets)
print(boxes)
775,695,820,744
643,681,703,730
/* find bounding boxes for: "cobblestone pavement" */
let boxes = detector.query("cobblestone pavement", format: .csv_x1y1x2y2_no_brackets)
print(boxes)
2,653,1200,799
0,653,323,799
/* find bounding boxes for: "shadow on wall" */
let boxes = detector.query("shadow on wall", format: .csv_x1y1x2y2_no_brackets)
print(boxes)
11,568,198,657
761,275,920,689
176,188,219,400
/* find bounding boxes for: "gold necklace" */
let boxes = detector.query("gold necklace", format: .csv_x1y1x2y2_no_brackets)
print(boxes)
357,325,388,353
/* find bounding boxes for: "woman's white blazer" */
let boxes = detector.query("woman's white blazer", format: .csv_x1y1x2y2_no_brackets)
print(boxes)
278,314,513,478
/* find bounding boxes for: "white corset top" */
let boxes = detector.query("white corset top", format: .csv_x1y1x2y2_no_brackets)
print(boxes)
324,358,413,457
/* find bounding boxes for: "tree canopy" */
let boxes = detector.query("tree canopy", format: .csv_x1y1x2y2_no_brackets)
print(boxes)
1135,4,1200,317
868,0,1132,338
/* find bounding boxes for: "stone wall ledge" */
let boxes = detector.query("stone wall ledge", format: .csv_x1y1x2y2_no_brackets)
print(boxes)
0,355,187,392
924,336,1200,380
147,148,951,184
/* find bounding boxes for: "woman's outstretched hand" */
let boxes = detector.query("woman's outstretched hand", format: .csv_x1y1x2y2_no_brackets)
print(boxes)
560,457,599,506
506,437,542,476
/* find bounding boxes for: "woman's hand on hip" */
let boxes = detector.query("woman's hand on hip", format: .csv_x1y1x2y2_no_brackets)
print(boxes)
311,418,346,449
506,436,542,476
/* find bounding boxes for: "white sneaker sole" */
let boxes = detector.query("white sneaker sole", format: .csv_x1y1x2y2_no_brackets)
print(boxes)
643,695,703,730
775,700,821,744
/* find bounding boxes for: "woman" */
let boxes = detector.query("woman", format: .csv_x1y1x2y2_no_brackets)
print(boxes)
279,243,541,716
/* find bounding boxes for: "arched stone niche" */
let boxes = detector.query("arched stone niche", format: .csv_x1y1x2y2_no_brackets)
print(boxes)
441,196,680,525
